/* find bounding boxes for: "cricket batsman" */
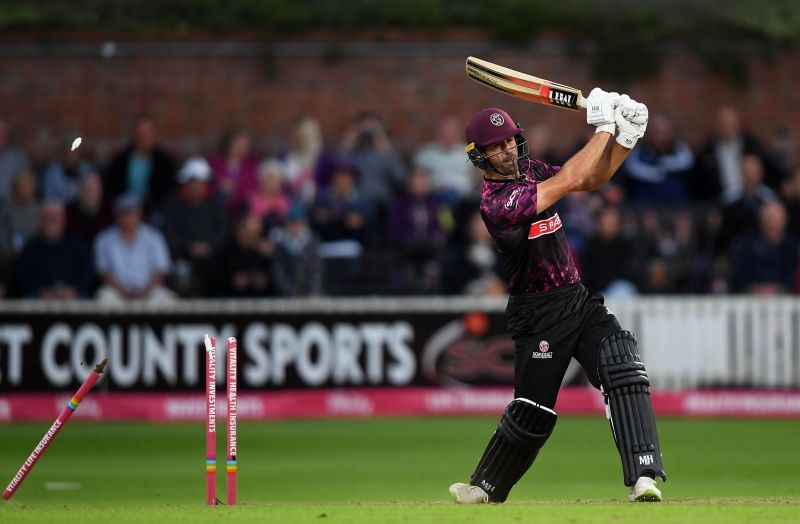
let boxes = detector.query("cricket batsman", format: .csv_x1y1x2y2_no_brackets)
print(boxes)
449,90,667,503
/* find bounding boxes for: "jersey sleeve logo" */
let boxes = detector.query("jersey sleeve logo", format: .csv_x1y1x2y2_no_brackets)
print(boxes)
528,213,562,239
505,188,522,210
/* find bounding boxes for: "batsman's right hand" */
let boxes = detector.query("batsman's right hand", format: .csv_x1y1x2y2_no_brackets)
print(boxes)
618,94,649,126
614,95,648,149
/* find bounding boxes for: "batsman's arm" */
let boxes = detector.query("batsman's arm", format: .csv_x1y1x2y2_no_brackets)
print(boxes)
582,141,631,191
537,97,649,211
536,131,623,212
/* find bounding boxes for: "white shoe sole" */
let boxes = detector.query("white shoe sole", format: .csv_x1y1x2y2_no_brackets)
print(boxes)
628,475,663,502
631,487,662,502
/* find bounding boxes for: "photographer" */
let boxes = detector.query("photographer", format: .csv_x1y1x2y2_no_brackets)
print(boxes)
339,112,406,220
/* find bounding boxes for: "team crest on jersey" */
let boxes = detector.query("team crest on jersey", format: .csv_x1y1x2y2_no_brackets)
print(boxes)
490,113,505,126
505,188,522,210
532,340,552,359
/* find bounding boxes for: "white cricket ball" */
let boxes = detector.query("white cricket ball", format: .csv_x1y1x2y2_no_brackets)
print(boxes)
71,137,82,151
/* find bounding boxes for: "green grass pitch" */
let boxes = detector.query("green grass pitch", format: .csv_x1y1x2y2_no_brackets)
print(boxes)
1,416,799,523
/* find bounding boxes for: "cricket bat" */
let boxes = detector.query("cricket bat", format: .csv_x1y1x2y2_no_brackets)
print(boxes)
466,56,590,112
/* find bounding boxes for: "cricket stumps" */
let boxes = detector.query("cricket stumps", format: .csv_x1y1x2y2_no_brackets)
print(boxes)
204,334,238,506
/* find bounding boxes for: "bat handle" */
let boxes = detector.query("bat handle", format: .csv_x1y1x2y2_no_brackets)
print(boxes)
578,93,591,111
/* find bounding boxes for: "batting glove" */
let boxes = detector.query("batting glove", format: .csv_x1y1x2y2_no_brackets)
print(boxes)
614,97,648,149
586,88,620,135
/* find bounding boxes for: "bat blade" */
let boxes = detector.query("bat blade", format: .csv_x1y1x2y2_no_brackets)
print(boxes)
466,56,588,111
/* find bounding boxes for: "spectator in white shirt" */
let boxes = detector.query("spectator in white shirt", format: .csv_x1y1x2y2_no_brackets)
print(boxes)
94,194,175,302
413,116,478,203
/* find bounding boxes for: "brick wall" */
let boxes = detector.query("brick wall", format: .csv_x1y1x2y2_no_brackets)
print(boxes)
0,36,798,165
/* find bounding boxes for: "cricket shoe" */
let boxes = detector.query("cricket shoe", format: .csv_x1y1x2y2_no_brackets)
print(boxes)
449,482,489,504
627,476,662,502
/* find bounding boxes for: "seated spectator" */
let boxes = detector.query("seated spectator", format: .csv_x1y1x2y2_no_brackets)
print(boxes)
41,142,94,203
716,154,777,254
13,201,93,299
211,213,275,297
413,116,477,203
340,112,405,213
780,164,800,238
209,129,260,214
94,194,175,302
6,169,41,251
387,168,451,248
442,211,505,296
103,115,177,216
160,157,227,297
311,164,371,245
729,200,798,294
272,205,323,297
692,106,784,202
621,113,693,204
248,159,291,235
580,207,640,296
386,168,452,293
0,118,31,197
639,209,713,294
65,172,114,246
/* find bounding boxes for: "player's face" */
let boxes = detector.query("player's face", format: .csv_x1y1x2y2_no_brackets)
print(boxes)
484,136,519,177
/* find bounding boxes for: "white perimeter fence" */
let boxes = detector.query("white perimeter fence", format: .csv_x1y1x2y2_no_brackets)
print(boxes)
606,297,800,390
1,296,798,390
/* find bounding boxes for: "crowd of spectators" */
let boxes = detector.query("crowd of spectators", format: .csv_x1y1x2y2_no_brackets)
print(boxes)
0,106,797,302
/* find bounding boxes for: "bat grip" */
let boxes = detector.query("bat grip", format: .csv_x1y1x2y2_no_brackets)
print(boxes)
578,94,591,111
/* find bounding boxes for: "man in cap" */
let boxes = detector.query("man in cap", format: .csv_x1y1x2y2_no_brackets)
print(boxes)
94,193,175,302
160,157,227,296
450,90,666,503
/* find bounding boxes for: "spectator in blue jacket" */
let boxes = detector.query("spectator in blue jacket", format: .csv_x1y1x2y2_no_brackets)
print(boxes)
311,163,371,244
621,113,693,204
272,204,323,297
41,143,94,203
